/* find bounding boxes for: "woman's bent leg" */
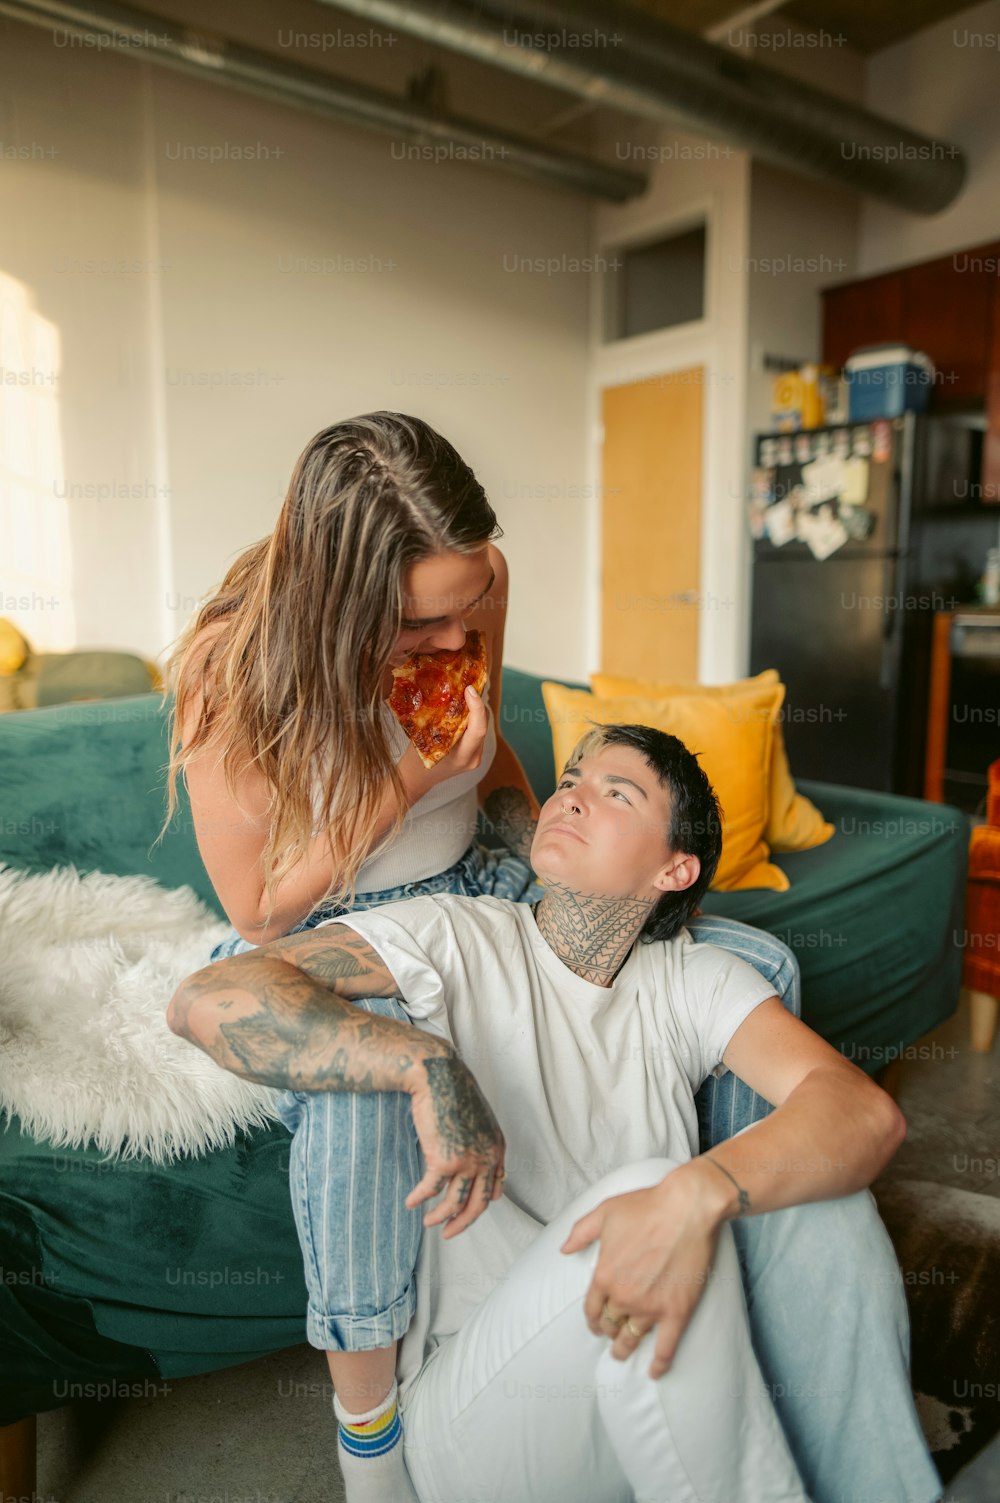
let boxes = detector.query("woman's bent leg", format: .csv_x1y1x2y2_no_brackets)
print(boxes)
275,996,424,1501
274,995,424,1357
402,1158,807,1503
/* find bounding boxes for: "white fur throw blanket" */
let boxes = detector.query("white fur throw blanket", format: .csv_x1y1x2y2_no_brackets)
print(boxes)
0,865,281,1163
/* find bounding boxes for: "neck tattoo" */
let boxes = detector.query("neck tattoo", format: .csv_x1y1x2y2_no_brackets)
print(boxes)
533,882,654,987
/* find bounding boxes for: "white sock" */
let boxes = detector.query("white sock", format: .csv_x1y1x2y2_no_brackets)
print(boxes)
333,1378,419,1503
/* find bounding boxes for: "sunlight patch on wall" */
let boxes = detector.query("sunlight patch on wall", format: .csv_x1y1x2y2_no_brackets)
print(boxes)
0,271,74,650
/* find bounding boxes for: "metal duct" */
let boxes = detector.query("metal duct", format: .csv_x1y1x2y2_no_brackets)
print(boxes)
323,0,967,214
0,0,645,201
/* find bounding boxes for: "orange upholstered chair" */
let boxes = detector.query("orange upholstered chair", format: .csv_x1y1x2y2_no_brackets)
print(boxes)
965,759,1000,1052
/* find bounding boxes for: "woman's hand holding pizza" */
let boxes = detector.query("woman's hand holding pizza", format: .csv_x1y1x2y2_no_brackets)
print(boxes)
433,684,488,774
393,617,491,803
398,687,488,801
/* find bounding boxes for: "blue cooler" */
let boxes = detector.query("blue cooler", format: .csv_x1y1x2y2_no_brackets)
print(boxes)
845,344,935,421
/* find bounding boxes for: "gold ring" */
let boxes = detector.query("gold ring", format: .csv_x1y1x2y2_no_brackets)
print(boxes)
625,1317,644,1340
601,1300,626,1328
496,1167,507,1180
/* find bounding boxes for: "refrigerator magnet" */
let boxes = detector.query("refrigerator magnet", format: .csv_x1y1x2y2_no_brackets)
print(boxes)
801,453,845,506
841,455,870,506
764,497,797,547
798,510,849,561
747,499,767,540
841,506,877,542
751,466,774,501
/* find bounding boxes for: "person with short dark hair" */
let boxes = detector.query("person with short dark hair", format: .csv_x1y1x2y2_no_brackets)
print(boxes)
171,724,939,1503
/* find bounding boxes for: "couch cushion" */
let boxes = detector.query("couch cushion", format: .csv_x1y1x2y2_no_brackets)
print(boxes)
540,679,788,892
0,693,221,916
591,668,834,854
700,780,967,1067
0,1114,306,1424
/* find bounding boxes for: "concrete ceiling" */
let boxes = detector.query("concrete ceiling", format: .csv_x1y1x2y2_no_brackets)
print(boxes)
627,0,979,53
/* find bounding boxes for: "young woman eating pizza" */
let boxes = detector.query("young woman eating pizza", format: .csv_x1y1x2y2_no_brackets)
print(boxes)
165,411,801,1503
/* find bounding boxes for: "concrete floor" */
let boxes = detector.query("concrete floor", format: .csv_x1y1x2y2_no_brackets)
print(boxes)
37,991,1000,1503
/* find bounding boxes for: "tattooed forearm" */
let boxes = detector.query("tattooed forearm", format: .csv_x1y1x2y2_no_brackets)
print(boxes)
167,952,451,1092
483,786,537,862
534,880,653,987
420,1055,504,1160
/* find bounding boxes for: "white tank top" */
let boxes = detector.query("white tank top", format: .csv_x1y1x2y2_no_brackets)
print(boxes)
315,685,498,895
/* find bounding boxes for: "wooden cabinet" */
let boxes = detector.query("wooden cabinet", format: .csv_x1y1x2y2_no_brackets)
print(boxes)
823,242,1000,497
822,272,905,370
822,241,1000,406
901,250,997,401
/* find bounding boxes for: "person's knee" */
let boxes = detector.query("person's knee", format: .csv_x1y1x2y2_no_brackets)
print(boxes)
557,1158,685,1245
592,1157,684,1202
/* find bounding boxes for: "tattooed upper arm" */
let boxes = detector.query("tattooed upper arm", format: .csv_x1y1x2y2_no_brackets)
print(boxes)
256,925,400,1000
482,786,536,862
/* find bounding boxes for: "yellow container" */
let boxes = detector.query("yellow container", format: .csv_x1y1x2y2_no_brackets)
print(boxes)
771,364,826,431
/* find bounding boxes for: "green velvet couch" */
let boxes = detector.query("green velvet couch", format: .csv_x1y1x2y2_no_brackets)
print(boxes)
0,671,968,1427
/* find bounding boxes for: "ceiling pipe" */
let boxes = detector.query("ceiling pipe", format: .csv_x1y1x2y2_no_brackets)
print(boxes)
0,0,646,201
322,0,967,214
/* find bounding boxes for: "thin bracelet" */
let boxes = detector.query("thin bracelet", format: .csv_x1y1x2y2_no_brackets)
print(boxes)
705,1156,751,1216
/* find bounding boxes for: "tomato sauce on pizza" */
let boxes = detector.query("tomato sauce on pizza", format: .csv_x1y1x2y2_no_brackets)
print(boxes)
388,630,489,768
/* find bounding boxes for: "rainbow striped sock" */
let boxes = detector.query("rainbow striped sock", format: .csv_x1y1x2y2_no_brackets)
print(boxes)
333,1380,418,1502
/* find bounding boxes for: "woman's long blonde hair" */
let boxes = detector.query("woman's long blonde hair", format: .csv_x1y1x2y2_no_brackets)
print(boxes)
164,412,500,920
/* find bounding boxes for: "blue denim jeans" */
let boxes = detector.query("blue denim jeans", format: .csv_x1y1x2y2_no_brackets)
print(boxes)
210,843,938,1503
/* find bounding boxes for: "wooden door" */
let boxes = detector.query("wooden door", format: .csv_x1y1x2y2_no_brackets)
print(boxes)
600,369,703,681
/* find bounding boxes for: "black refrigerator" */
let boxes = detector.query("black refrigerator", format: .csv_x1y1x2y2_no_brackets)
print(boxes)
749,416,921,794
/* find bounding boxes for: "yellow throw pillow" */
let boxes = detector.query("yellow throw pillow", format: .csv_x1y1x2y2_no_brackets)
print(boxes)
540,681,789,893
0,617,29,676
592,670,833,854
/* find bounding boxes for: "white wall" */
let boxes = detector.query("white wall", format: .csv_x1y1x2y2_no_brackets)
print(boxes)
857,0,1000,273
0,15,593,678
0,23,166,655
746,162,860,437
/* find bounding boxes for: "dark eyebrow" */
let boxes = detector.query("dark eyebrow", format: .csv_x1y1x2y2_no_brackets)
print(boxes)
401,569,495,629
559,766,649,800
604,774,649,799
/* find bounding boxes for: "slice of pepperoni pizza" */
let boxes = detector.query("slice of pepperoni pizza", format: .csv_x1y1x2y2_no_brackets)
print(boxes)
388,629,489,768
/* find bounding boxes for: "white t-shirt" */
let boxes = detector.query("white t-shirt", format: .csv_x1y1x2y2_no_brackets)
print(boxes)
322,894,776,1402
